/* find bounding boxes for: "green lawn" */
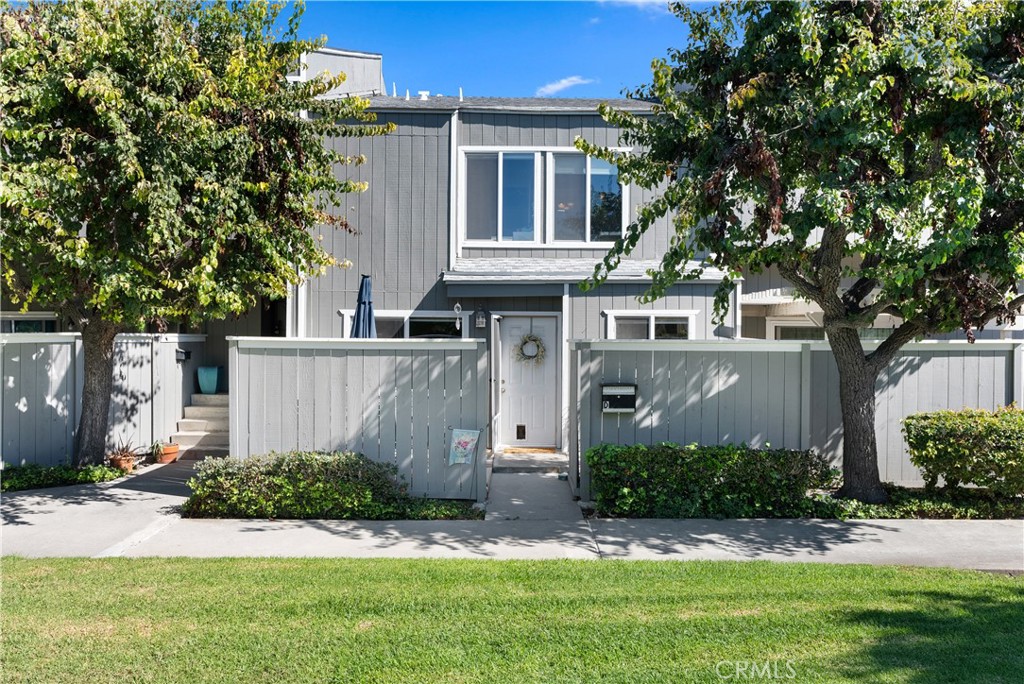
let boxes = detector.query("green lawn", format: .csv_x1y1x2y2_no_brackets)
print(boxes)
2,558,1021,683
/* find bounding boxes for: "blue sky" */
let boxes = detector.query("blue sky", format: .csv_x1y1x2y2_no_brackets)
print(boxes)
295,1,693,99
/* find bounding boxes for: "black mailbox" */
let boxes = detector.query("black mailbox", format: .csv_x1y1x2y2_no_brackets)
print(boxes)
175,348,192,363
601,383,637,413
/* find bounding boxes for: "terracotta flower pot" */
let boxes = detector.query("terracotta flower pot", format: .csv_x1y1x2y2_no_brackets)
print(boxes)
157,443,180,464
109,454,135,473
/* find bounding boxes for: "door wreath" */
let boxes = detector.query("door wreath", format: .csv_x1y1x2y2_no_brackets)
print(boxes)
513,333,546,364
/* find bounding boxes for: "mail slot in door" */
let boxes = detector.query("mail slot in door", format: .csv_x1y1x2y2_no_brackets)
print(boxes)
601,383,637,413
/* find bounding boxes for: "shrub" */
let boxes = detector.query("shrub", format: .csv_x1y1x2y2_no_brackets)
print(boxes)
903,405,1024,497
182,451,481,520
586,443,837,518
1,464,123,492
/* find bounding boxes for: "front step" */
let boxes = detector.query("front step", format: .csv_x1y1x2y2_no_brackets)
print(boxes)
179,447,229,461
492,451,570,474
172,430,229,449
191,393,229,407
183,405,228,420
177,417,229,432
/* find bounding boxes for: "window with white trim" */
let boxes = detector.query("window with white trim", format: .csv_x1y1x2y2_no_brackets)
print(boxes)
605,311,696,340
0,313,58,333
462,149,626,245
341,311,468,339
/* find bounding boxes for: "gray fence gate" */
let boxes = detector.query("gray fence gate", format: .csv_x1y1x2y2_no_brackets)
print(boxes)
228,337,489,501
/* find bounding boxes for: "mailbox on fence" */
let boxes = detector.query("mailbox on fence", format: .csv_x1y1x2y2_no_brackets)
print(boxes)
601,383,637,414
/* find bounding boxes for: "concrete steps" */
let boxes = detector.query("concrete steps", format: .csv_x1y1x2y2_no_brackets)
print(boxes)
172,393,229,451
492,451,569,474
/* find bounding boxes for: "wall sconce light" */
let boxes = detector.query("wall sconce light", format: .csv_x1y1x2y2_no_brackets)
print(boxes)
474,308,489,329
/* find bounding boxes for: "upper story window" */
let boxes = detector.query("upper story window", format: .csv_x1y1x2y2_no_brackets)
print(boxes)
461,148,626,246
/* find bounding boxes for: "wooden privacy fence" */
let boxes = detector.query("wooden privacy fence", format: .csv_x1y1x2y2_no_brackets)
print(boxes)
1,333,206,466
569,340,1024,499
227,337,489,501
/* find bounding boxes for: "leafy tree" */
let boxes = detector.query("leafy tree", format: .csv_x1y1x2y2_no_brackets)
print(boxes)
0,0,393,465
578,0,1024,502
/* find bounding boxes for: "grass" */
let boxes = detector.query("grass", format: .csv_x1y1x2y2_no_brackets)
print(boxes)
3,558,1022,683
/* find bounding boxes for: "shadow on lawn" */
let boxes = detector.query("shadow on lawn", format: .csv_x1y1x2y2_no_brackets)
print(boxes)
1,461,194,526
840,585,1024,683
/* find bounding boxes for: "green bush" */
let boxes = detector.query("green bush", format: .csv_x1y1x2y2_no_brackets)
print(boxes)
182,451,481,520
903,405,1024,497
821,483,1024,520
586,443,837,518
0,464,123,492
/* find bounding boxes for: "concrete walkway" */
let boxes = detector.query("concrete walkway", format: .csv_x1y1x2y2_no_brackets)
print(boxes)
2,465,1022,570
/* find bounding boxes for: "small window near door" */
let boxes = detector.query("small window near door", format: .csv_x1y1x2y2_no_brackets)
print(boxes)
614,317,650,340
774,326,826,341
654,318,689,339
376,318,405,339
408,318,460,338
0,318,58,333
606,311,696,340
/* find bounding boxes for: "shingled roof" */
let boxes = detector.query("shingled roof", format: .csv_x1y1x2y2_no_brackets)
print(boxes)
443,258,729,284
344,95,655,114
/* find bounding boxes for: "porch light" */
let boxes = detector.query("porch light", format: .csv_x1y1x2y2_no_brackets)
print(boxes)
474,308,489,329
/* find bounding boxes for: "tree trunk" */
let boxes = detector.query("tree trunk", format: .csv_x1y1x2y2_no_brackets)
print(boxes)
73,319,121,467
829,328,889,504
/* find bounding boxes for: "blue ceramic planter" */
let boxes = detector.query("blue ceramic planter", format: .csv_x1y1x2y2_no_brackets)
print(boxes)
198,366,220,395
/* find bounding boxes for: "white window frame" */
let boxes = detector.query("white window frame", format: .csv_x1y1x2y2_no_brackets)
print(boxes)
461,150,543,245
0,311,59,333
459,146,629,250
766,316,825,341
604,310,698,340
338,309,470,339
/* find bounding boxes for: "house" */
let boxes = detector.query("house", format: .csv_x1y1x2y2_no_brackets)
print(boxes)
4,46,1019,470
201,46,1022,453
201,83,744,454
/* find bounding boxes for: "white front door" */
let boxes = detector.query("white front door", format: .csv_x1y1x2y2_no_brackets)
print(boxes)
498,316,558,447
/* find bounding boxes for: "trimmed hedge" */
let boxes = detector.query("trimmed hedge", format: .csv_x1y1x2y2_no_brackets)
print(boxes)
182,451,481,520
586,443,837,518
1,464,123,492
903,405,1024,497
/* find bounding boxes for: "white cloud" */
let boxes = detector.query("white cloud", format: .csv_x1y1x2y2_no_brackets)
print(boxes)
598,0,671,14
535,75,596,97
588,16,601,25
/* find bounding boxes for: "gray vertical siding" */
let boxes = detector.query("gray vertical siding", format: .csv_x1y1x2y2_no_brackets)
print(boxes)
304,50,384,96
571,341,1023,498
304,112,452,335
457,112,677,263
567,283,736,340
1,334,205,466
228,338,488,501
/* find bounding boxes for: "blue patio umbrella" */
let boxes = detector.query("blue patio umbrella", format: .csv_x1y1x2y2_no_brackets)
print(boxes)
350,274,377,338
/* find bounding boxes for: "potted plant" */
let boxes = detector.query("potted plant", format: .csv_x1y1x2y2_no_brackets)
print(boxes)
107,439,138,473
151,440,180,464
